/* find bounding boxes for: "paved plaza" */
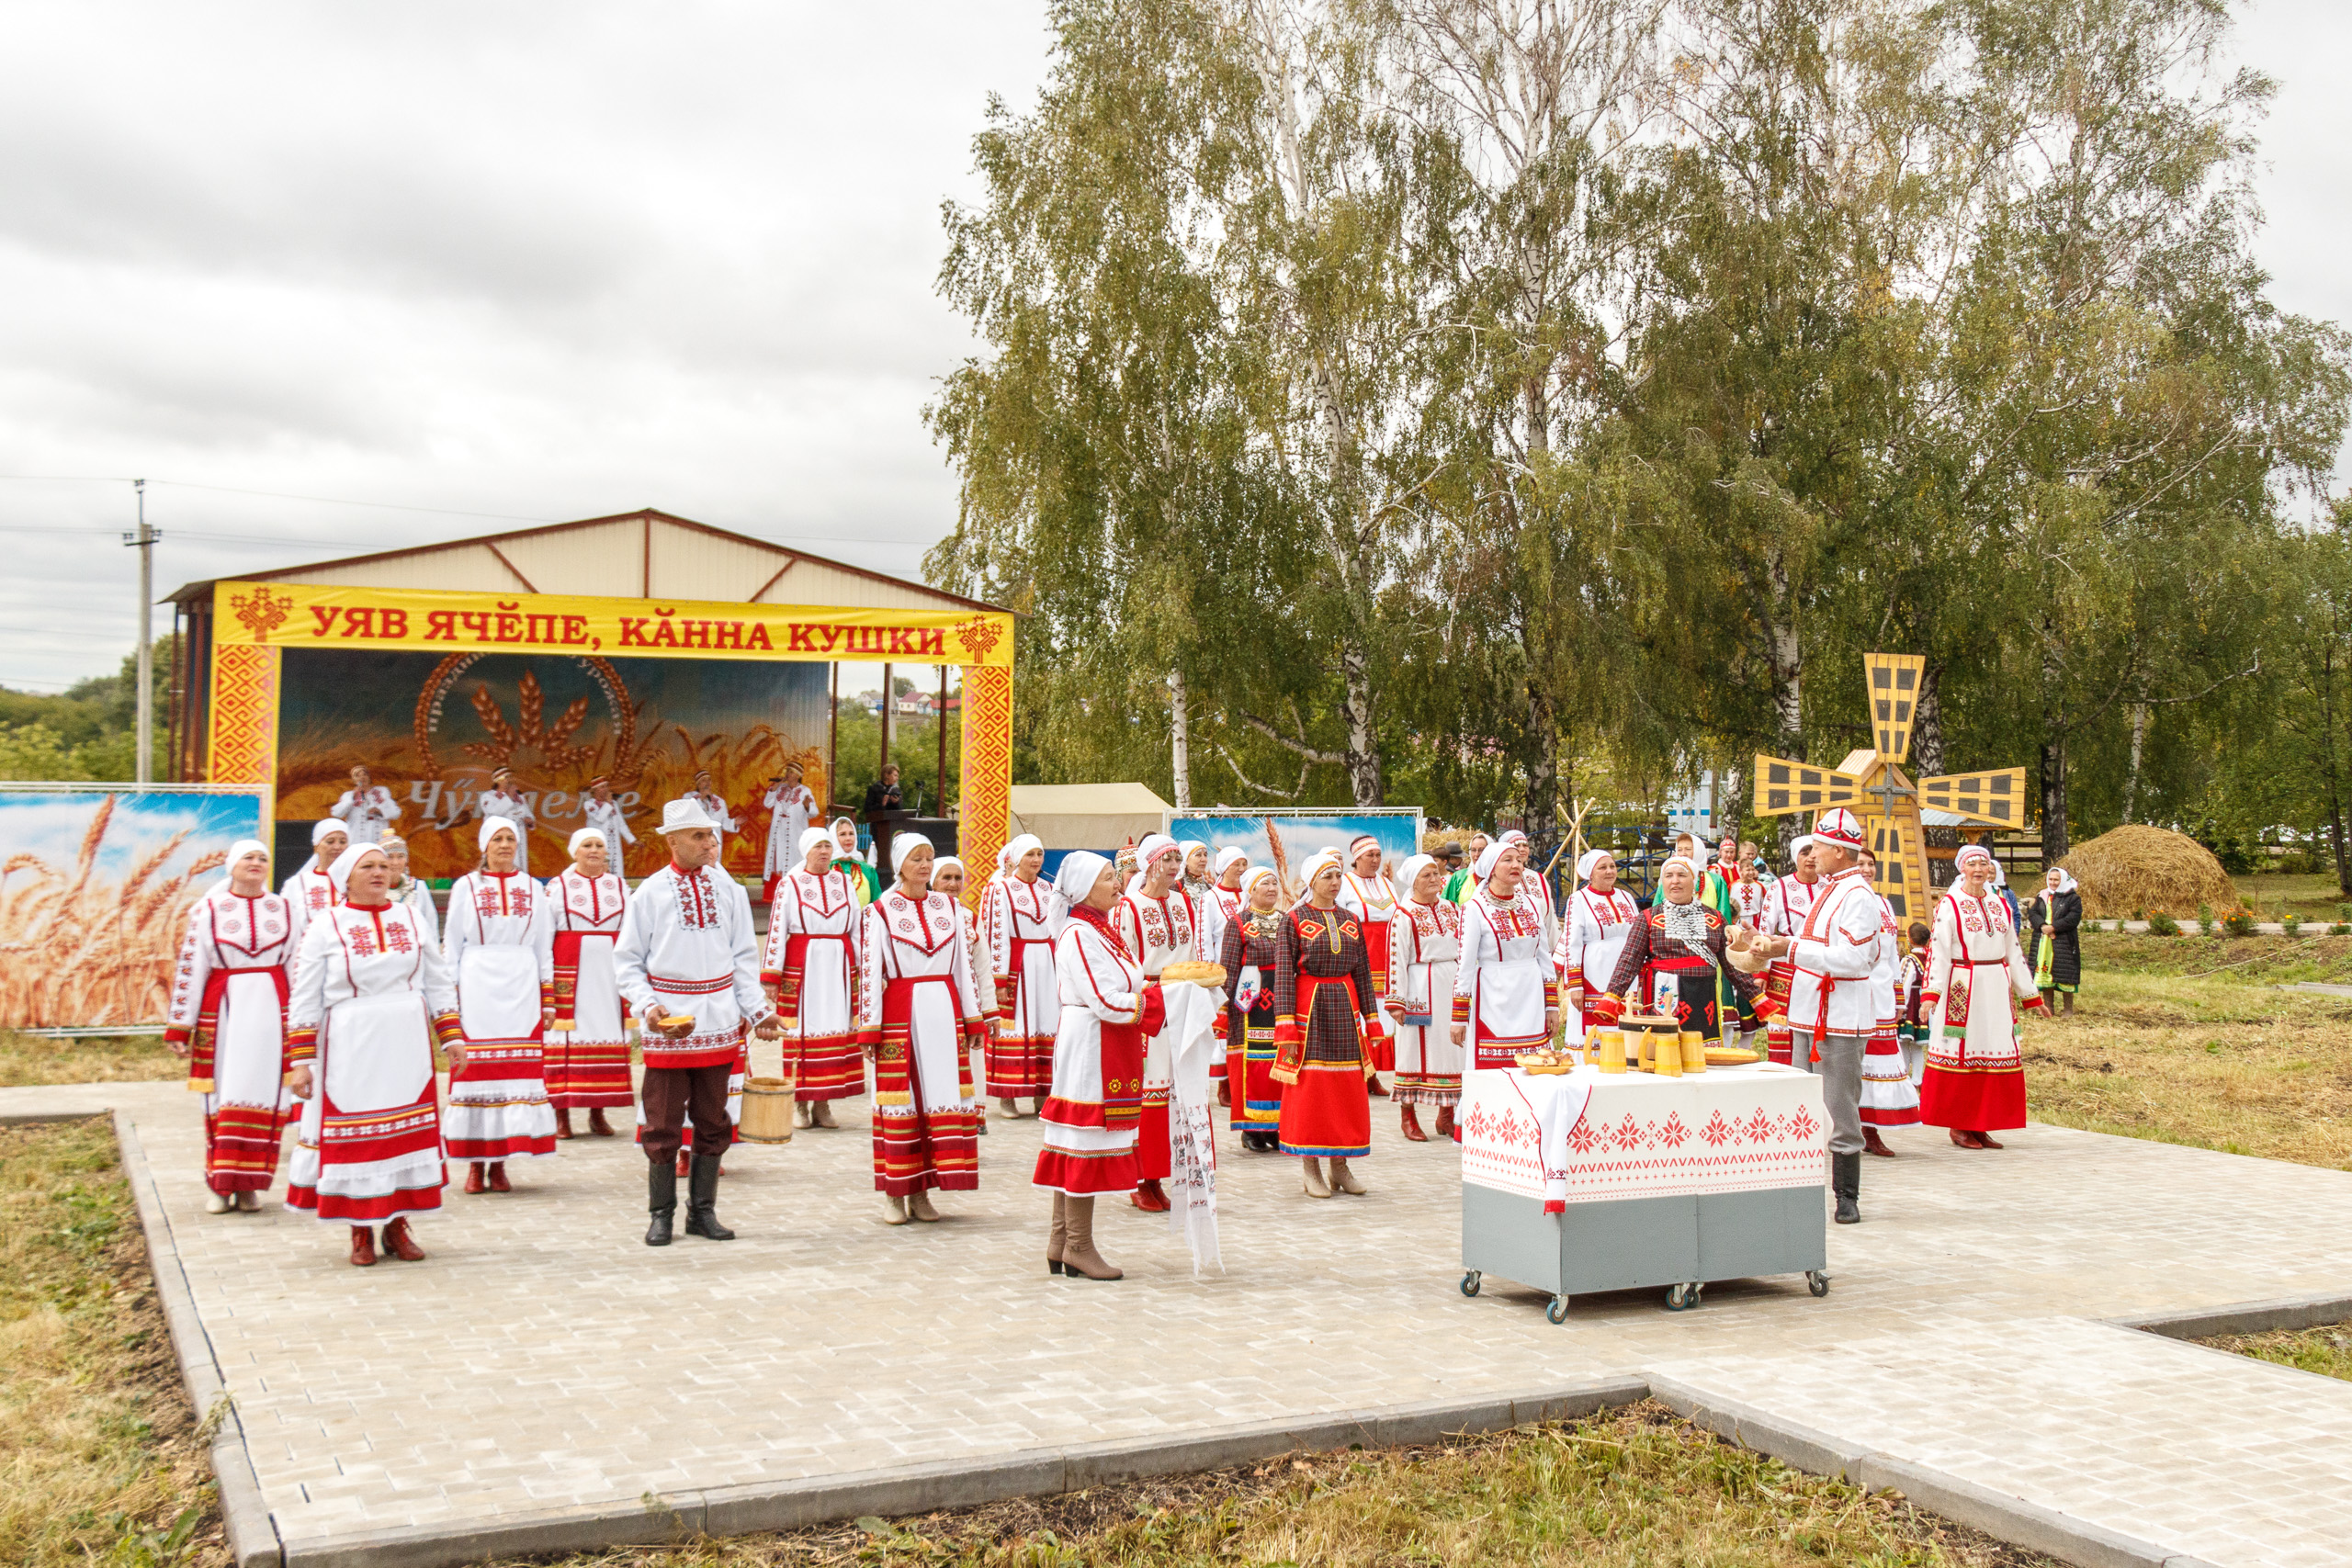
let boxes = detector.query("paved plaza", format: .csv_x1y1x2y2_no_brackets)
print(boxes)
9,1074,2352,1568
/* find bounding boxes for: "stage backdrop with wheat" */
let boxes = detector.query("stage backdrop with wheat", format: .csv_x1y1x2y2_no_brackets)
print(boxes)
0,788,265,1029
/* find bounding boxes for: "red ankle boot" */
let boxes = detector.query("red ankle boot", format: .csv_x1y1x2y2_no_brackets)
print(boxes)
1399,1104,1428,1142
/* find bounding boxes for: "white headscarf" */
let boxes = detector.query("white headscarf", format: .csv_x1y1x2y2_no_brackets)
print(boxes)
212,839,271,901
1658,854,1702,897
1052,850,1111,918
1002,832,1044,877
798,826,836,862
1213,845,1249,880
1179,839,1209,876
327,841,385,897
1576,848,1610,882
890,830,933,875
1240,865,1281,903
1474,839,1508,880
830,816,864,860
934,854,966,883
311,818,344,847
1396,852,1438,902
567,827,606,859
478,815,521,855
2052,867,2077,894
1296,846,1344,898
1956,844,1995,874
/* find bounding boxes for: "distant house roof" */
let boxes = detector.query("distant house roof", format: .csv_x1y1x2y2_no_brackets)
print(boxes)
166,507,1006,615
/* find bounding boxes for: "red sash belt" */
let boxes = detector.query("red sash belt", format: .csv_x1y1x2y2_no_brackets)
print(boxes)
549,930,628,1027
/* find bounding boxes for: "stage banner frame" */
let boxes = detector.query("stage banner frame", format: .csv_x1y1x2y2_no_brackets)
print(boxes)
205,581,1014,904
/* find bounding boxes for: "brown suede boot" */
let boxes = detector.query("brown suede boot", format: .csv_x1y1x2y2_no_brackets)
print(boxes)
811,1100,839,1129
1046,1191,1069,1275
554,1108,575,1140
587,1108,616,1136
1301,1156,1332,1199
1329,1156,1367,1195
1950,1128,1985,1149
1975,1131,2005,1149
1061,1196,1122,1280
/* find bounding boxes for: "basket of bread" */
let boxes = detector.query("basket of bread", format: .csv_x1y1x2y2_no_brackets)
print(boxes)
1513,1048,1576,1075
1159,960,1228,988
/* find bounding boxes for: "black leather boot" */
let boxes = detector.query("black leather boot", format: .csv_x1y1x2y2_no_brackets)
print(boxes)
1832,1151,1861,1224
646,1157,677,1247
684,1153,736,1240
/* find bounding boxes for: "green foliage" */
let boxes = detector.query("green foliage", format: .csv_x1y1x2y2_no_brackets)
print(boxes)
0,645,172,783
926,0,2351,840
2148,910,2180,936
2222,909,2256,938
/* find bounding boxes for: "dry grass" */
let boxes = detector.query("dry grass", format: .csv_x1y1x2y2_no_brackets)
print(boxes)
0,1119,227,1568
2023,963,2352,1169
501,1403,2051,1568
2231,873,2352,923
0,796,223,1029
2060,825,2239,919
2200,1325,2352,1384
0,1031,186,1087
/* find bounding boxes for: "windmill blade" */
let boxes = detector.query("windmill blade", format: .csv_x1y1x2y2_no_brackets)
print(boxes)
1863,652,1927,763
1862,810,1928,925
1752,754,1863,818
1917,767,2028,829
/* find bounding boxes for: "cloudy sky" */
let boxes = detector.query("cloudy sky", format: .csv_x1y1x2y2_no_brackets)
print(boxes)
0,1,2343,694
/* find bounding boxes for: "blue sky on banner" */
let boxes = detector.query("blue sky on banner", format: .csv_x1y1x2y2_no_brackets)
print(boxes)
0,1,2341,695
0,789,265,880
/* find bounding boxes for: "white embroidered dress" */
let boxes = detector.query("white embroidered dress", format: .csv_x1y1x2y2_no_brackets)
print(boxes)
166,889,297,1193
442,869,558,1159
1385,897,1464,1100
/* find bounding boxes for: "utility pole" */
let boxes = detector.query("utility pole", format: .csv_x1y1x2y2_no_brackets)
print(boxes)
125,479,159,784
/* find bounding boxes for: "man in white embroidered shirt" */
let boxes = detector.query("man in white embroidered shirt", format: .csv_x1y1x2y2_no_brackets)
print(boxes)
1782,807,1891,1226
615,797,782,1247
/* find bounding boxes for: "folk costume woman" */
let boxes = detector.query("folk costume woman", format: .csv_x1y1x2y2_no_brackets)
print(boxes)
281,818,347,950
856,833,987,1225
285,843,462,1268
166,840,294,1213
1209,847,1250,931
1600,857,1770,1036
831,816,879,904
380,834,441,948
442,816,558,1190
2027,867,2083,1015
1035,852,1155,1281
762,826,866,1130
1384,853,1463,1142
1271,849,1378,1198
1114,834,1205,1214
1557,849,1641,1045
1451,840,1562,1073
546,827,631,1138
1756,836,1824,1065
1334,834,1400,1088
1217,866,1285,1151
1918,845,2043,1149
930,853,989,1124
1855,855,1918,1156
980,832,1060,1117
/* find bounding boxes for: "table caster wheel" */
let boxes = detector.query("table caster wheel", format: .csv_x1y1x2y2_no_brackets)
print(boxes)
1689,1281,1704,1308
1460,1270,1482,1298
1666,1282,1690,1312
1545,1295,1570,1324
1807,1270,1830,1298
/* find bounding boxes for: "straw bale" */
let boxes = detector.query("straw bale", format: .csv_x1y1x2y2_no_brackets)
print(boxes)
2059,825,2240,919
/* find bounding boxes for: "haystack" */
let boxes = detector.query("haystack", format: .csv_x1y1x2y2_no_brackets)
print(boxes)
2060,825,2239,919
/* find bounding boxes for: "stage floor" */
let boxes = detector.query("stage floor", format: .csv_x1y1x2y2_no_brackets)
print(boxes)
10,1076,2352,1568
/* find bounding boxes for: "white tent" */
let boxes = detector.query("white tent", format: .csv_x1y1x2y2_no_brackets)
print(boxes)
1008,783,1171,851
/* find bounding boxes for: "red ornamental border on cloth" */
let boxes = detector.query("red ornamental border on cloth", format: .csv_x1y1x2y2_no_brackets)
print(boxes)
1459,1068,1826,1204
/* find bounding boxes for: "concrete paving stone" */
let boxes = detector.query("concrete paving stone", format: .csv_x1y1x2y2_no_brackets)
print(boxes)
26,1077,2352,1566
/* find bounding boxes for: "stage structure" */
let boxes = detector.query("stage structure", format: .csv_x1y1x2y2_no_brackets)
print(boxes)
167,510,1015,899
1749,652,2027,924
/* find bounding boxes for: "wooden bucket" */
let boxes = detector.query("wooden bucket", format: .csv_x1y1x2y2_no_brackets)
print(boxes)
737,1076,797,1144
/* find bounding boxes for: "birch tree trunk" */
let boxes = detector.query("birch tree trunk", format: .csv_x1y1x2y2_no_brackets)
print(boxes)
1169,668,1193,811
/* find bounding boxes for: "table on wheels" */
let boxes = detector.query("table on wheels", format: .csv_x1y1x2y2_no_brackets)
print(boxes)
1457,1062,1829,1320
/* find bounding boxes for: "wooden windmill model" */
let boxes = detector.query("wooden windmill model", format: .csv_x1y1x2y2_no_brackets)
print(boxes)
1748,653,2028,924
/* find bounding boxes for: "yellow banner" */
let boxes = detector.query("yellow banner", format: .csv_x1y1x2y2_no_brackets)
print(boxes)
210,581,1013,667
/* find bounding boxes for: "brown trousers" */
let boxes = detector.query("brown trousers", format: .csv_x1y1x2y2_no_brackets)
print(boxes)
639,1062,733,1163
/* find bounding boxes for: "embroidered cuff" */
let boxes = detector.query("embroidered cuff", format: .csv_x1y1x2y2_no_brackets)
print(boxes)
1272,1019,1302,1046
856,1026,883,1047
284,1027,318,1061
1451,997,1471,1023
431,1011,464,1046
1918,992,1940,1011
164,1024,192,1047
539,983,555,1008
758,968,783,990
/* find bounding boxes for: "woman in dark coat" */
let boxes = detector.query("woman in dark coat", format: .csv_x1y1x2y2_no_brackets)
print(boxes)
2028,867,2083,1015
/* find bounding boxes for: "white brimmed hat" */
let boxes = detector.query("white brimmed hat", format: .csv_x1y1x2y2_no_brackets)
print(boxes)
658,797,723,835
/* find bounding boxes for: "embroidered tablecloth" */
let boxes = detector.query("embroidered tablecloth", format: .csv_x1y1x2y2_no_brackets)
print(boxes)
1460,1063,1826,1206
